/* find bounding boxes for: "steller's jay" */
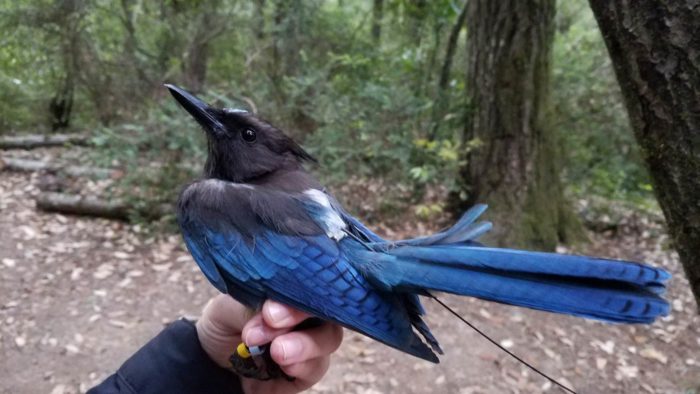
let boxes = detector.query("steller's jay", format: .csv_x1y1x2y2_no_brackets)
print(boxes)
166,84,669,383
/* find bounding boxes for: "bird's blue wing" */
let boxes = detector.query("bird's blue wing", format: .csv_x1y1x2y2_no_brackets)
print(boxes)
177,181,438,361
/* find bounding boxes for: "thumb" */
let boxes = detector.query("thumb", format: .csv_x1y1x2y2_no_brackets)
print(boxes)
196,294,253,368
201,294,255,335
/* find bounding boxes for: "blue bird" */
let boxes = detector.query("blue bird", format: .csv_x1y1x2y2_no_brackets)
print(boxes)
166,85,670,370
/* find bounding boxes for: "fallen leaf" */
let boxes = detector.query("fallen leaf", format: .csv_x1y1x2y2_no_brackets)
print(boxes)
113,251,130,259
479,308,492,319
500,339,514,348
2,258,16,268
70,268,83,280
640,347,668,364
596,357,607,370
65,344,80,354
50,384,66,394
151,263,171,272
93,264,114,280
616,365,638,379
126,270,144,277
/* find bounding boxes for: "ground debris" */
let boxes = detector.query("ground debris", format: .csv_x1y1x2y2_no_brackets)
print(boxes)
0,165,697,394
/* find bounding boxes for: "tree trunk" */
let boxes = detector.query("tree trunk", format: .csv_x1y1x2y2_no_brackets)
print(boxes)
405,0,427,47
429,0,469,140
450,0,576,249
253,0,266,40
589,0,700,308
438,0,469,96
49,72,74,131
371,0,384,44
183,29,210,93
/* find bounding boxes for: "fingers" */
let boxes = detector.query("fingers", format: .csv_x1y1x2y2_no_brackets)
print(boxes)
242,300,311,346
242,313,293,346
283,357,331,390
262,300,311,328
270,323,343,366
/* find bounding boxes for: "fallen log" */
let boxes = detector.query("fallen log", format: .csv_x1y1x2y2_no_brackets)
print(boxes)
0,134,89,149
0,157,116,179
35,192,171,221
36,192,129,220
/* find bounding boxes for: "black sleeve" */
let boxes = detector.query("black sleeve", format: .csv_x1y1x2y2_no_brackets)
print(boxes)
88,319,244,394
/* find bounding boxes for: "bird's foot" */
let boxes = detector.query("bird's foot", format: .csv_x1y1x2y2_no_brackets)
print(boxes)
229,342,294,381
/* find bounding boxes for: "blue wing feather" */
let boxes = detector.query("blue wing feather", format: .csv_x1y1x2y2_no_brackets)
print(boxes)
181,209,439,361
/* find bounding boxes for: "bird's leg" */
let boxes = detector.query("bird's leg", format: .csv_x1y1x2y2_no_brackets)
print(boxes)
229,342,295,381
228,317,324,381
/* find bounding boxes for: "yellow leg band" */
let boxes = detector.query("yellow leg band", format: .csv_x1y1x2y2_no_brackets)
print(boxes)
236,342,251,359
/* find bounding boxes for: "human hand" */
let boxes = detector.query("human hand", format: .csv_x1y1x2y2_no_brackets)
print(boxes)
196,294,343,394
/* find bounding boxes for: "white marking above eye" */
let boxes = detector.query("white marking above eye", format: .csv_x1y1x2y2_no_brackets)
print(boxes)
224,108,249,114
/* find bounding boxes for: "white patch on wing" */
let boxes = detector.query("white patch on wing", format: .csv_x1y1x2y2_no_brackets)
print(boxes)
304,189,347,240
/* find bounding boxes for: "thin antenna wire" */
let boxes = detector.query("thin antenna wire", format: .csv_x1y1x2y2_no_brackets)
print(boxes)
431,296,577,394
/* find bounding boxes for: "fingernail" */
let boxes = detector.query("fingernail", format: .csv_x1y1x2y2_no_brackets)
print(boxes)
280,337,303,362
245,326,267,346
267,302,290,326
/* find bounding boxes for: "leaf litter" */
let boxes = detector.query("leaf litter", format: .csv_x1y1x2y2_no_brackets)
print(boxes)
1,148,699,393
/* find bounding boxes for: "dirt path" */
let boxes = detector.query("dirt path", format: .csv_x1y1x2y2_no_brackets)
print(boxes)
1,158,698,394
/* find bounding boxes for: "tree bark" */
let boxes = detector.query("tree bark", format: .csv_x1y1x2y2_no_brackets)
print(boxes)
589,0,700,307
450,0,575,249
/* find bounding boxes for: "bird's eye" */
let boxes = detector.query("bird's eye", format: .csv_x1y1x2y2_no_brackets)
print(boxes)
242,128,257,143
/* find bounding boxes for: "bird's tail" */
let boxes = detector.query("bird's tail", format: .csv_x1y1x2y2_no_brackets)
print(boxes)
368,205,670,323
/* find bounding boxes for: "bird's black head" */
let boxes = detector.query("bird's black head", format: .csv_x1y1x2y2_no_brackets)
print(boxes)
166,84,315,182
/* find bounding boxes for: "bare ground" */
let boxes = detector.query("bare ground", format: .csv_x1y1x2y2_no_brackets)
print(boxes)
1,149,699,394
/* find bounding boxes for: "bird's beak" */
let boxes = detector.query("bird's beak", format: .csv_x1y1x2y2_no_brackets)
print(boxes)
165,84,226,135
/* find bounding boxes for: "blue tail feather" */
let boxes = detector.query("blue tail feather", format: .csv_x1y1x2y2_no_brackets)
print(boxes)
389,246,669,288
397,204,490,246
352,213,670,324
346,204,670,324
364,248,669,323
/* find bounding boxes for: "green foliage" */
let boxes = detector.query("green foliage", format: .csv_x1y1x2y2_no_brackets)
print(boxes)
90,98,208,221
0,0,654,225
409,138,462,186
553,0,653,204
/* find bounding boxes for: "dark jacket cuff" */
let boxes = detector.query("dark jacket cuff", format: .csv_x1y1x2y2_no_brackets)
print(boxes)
89,319,243,394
